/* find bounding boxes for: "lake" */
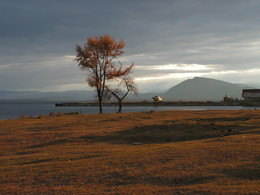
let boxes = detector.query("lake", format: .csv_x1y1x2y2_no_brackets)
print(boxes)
0,101,259,120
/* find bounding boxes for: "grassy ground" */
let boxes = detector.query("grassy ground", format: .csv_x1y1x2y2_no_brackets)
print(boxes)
0,110,259,194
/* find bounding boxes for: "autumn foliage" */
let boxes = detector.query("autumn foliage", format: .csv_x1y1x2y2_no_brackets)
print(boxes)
75,35,134,113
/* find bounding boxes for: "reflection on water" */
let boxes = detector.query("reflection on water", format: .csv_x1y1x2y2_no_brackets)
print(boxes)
0,102,258,120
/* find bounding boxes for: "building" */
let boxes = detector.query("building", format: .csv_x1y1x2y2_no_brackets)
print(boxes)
152,96,163,102
242,89,260,101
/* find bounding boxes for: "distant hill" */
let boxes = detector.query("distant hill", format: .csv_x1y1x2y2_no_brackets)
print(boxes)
235,83,256,89
0,90,95,102
0,77,255,102
163,77,244,101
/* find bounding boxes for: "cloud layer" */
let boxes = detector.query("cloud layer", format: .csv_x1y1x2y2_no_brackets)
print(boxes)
0,0,260,92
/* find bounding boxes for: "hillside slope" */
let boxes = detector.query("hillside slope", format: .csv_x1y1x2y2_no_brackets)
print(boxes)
164,77,243,101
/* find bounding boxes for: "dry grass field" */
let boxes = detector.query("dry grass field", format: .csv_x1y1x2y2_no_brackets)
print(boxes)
0,110,259,194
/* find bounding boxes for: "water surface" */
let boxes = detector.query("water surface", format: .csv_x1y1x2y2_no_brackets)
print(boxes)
0,101,258,120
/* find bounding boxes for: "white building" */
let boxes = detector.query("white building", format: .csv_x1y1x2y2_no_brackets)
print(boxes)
152,96,163,102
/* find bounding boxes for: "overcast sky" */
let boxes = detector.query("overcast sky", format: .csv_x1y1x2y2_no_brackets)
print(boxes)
0,0,260,92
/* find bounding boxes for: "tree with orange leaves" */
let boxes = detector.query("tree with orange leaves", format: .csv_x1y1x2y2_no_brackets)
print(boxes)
75,35,134,113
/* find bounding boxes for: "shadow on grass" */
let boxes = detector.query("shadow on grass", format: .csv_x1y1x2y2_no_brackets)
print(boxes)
26,123,256,148
144,175,216,187
16,150,39,155
27,139,70,149
222,163,260,180
91,171,216,187
99,172,216,187
19,158,55,165
80,124,249,145
194,117,251,122
18,154,106,165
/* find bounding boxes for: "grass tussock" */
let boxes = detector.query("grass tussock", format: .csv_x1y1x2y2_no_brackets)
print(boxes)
0,110,260,194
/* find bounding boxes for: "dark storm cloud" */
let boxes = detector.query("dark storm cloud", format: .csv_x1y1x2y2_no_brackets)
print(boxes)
0,0,260,91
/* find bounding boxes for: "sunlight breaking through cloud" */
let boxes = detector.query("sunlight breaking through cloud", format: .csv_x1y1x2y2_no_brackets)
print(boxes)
136,63,215,71
135,72,205,81
134,69,256,82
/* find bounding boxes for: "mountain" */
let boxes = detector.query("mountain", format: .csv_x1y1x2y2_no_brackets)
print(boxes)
0,90,95,102
163,77,244,101
0,77,254,102
0,89,153,102
235,83,256,89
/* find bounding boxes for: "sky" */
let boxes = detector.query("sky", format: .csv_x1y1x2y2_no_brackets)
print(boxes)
0,0,260,92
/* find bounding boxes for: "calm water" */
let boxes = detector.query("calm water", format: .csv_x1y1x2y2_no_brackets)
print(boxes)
0,101,259,120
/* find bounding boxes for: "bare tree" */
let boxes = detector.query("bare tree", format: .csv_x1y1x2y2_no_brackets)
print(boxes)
75,35,133,113
105,76,138,113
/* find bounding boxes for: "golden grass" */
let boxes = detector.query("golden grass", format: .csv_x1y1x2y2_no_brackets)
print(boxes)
0,110,260,194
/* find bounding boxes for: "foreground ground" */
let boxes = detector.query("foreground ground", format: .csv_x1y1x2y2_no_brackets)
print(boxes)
0,110,259,194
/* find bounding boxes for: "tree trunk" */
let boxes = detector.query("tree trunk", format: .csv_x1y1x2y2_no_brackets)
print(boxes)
98,99,103,113
118,100,122,113
97,90,103,113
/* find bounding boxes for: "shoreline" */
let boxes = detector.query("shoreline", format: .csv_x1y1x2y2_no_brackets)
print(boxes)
55,100,260,107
